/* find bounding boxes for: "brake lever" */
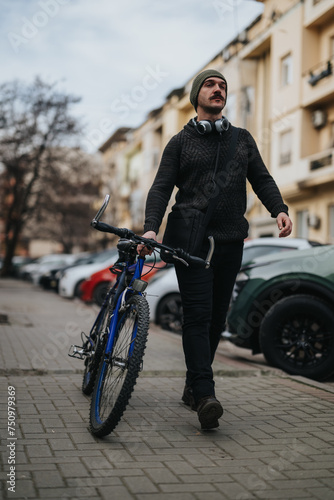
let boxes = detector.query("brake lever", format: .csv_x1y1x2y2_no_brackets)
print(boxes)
172,255,189,267
205,236,215,268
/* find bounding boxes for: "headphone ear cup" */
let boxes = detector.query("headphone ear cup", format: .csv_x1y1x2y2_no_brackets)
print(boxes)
215,116,230,133
196,120,213,135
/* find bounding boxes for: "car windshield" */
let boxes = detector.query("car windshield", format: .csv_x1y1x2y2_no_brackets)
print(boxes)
242,245,300,264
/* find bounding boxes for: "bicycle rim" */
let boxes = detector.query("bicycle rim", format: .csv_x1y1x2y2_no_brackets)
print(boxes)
89,294,149,437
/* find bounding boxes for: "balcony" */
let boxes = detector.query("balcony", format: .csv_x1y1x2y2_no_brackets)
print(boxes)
304,0,334,28
310,151,333,171
297,148,334,190
302,58,334,107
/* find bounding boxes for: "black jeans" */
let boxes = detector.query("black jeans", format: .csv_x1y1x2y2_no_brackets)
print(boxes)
175,240,244,404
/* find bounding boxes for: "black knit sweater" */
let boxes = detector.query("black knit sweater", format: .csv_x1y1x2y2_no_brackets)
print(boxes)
144,119,288,242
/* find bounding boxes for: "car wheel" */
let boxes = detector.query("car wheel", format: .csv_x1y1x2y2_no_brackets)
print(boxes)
156,293,183,334
260,294,334,381
93,281,112,306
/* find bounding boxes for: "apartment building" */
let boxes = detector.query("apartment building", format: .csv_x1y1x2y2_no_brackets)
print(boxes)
99,0,334,242
241,0,334,242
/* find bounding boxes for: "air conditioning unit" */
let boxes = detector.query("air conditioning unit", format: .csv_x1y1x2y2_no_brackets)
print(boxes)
311,110,327,129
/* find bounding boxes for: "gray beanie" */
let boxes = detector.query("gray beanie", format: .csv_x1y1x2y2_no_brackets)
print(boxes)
190,69,227,110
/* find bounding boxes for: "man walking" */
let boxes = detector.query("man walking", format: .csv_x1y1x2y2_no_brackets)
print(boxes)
138,69,292,430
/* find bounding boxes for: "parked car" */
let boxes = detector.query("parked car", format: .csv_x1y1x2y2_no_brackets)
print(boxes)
224,244,334,380
39,254,95,291
80,253,168,306
241,237,321,262
146,237,322,334
19,254,78,284
147,266,183,333
0,256,35,277
58,249,118,298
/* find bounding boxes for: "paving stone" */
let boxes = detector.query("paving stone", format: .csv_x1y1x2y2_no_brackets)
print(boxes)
144,467,180,484
32,470,65,488
98,485,137,500
306,487,334,500
58,462,88,478
48,437,76,451
160,482,216,493
123,475,159,494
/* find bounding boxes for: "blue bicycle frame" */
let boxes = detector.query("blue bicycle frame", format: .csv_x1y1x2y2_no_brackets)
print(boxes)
102,255,146,359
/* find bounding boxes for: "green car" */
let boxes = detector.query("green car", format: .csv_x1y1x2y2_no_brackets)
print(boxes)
224,245,334,381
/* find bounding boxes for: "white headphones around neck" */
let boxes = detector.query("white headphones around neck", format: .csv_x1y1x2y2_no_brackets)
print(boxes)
192,116,230,135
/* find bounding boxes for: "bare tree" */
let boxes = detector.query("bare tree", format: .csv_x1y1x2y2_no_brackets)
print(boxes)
0,77,99,275
24,149,101,253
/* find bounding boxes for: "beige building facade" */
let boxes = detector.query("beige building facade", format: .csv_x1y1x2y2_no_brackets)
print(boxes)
99,0,334,243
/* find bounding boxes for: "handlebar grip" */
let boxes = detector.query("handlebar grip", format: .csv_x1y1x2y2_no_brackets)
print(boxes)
175,248,208,269
92,221,130,238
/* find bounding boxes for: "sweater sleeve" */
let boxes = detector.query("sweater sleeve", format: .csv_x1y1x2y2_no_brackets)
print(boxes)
246,131,289,218
143,135,181,234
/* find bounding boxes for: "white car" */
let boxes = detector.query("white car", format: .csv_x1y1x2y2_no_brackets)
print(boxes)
20,254,77,285
58,249,118,298
146,237,322,334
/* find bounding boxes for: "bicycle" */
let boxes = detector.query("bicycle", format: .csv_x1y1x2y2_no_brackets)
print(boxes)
69,195,215,437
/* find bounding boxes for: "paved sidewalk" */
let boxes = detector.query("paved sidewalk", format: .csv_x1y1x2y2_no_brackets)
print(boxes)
1,279,334,500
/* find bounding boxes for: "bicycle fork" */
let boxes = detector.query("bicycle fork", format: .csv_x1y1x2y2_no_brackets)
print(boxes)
104,290,138,370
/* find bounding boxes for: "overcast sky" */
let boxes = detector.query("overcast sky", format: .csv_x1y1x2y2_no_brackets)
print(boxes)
1,0,264,152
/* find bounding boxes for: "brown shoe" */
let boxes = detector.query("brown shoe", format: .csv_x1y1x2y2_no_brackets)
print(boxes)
182,385,196,410
197,396,223,430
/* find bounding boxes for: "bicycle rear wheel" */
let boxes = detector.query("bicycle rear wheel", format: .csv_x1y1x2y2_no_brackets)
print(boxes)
89,294,149,437
82,291,115,395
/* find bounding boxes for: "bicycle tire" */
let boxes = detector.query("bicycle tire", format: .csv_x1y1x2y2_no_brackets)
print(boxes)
82,292,115,395
89,294,149,437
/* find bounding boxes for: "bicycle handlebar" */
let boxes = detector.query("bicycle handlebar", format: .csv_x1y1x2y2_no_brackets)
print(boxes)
91,196,215,269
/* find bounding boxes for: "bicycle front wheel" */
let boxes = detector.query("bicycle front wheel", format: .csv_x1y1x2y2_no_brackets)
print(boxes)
89,294,149,437
82,291,115,396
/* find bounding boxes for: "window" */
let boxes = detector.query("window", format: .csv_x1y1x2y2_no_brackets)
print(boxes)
329,206,334,242
297,210,309,239
279,130,292,165
281,53,293,86
241,86,254,129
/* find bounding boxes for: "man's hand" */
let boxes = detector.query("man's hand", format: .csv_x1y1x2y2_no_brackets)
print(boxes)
276,212,293,238
137,231,157,256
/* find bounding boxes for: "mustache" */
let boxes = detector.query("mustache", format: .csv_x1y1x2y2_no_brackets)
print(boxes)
210,94,225,102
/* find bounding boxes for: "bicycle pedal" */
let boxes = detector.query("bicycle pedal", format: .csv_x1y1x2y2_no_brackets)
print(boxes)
68,345,90,360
